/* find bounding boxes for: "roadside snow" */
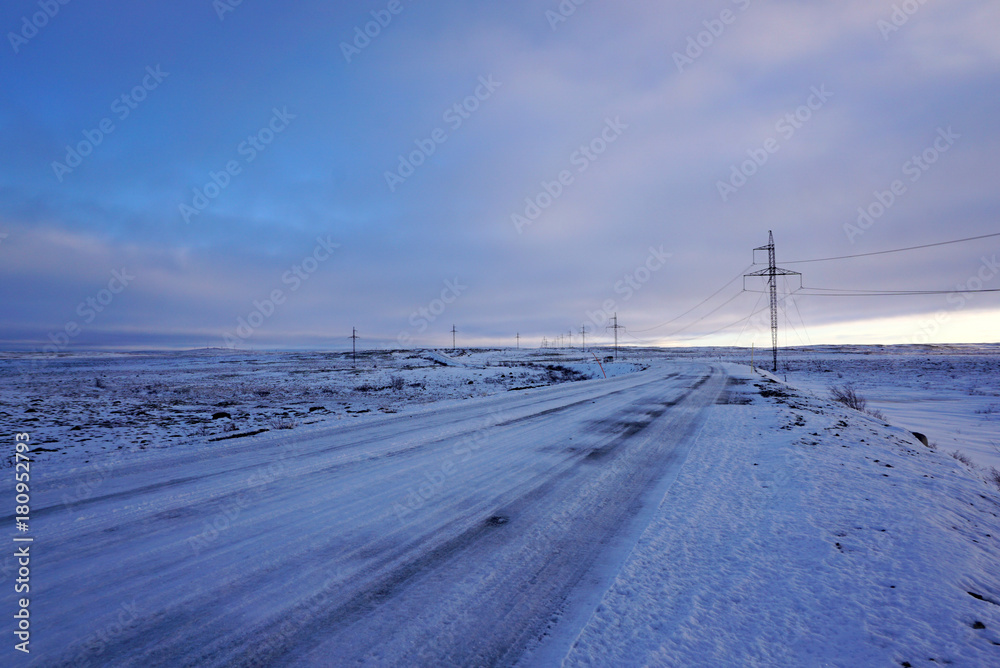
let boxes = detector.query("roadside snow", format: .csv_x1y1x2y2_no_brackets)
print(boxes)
563,364,1000,667
3,345,999,665
778,345,1000,470
0,348,636,468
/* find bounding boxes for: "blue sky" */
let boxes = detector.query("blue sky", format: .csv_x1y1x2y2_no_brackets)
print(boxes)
2,0,999,351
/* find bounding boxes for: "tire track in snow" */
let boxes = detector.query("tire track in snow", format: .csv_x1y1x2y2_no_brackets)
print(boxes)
30,364,724,667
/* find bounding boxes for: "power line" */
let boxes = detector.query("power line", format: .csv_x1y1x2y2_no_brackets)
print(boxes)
745,287,1000,296
663,290,746,337
631,264,753,333
677,295,780,343
626,288,761,346
607,313,624,359
735,289,766,347
792,289,1000,296
623,289,750,345
786,280,812,346
784,231,1000,265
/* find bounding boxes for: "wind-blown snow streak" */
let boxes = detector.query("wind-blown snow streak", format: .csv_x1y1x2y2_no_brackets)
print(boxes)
18,363,725,666
564,369,1000,667
8,355,1000,666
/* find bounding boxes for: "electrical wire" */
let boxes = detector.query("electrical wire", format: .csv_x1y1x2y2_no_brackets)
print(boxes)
605,230,998,344
625,289,751,344
630,264,753,333
674,290,802,343
799,290,1000,296
747,286,1000,297
745,287,1000,296
660,290,748,338
789,287,812,345
783,232,1000,264
735,289,765,347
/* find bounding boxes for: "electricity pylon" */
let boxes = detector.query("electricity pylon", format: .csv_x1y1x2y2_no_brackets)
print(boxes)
607,313,624,360
744,231,801,372
349,327,359,368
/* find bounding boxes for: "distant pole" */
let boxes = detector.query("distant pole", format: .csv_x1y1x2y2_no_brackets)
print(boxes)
568,330,573,349
516,332,520,349
579,325,587,351
451,324,457,351
350,327,359,368
607,313,624,360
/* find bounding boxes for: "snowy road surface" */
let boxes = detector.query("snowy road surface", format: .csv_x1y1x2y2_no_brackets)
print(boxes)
22,362,727,666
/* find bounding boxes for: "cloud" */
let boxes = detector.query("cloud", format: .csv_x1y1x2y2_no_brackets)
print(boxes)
0,0,997,349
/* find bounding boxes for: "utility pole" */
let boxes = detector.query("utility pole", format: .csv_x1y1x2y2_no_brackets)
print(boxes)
451,325,457,351
568,330,573,349
744,231,801,372
607,313,624,360
579,325,587,351
349,327,359,368
515,332,520,349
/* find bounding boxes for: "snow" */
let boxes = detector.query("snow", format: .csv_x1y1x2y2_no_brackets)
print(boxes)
777,344,1000,470
0,348,619,467
2,345,998,665
563,366,1000,667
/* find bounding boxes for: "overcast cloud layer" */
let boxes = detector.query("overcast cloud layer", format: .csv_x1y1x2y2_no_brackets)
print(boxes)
2,0,999,351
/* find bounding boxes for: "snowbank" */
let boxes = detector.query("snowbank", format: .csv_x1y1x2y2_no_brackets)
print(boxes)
564,364,1000,666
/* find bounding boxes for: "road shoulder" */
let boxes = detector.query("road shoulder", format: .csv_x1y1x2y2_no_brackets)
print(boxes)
562,364,1000,667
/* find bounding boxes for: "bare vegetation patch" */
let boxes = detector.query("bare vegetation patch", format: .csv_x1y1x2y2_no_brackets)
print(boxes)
829,383,886,421
268,416,298,430
951,450,973,466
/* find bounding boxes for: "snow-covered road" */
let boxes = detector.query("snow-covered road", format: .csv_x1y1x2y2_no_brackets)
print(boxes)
21,362,727,666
